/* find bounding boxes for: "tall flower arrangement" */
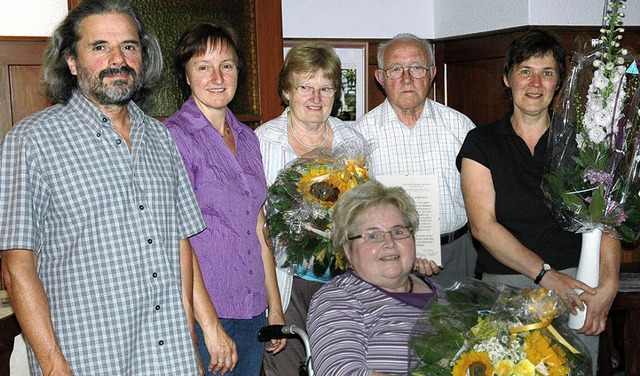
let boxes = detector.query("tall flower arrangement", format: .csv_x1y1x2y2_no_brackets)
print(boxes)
542,0,640,328
543,0,640,241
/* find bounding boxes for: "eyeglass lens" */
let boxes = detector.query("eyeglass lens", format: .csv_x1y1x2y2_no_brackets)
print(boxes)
296,85,335,98
384,66,428,79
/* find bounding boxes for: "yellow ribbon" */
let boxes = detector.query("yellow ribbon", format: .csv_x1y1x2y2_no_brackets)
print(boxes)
510,319,580,355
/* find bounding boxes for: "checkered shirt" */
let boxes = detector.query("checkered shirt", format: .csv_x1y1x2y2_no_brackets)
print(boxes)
353,99,475,233
0,91,205,375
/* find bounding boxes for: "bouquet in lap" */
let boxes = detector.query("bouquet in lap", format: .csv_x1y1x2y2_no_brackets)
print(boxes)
410,279,591,376
265,144,370,277
542,0,640,241
541,0,640,327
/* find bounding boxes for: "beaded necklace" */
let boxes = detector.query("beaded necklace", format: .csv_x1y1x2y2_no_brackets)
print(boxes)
288,111,328,149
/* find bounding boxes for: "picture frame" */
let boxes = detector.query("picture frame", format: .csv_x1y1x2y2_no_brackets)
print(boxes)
284,40,368,123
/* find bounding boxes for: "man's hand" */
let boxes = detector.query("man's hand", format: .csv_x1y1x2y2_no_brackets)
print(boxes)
414,257,442,276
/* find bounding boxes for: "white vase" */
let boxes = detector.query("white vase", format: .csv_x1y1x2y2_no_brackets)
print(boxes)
568,228,603,329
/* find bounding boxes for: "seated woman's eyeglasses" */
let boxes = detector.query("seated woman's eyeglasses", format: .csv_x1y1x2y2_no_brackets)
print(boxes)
383,65,429,80
348,227,413,243
296,85,336,98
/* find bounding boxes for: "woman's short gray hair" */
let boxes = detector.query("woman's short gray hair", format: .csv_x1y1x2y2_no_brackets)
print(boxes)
377,33,435,69
331,181,419,255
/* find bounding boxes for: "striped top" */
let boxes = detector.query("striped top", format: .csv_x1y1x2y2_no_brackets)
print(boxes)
307,271,442,376
353,98,475,233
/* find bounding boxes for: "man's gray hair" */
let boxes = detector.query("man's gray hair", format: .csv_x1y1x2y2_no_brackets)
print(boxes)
42,0,163,105
377,33,435,69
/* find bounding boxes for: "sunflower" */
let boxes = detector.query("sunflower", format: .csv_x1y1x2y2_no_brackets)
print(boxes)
297,165,337,208
524,331,570,376
452,351,494,376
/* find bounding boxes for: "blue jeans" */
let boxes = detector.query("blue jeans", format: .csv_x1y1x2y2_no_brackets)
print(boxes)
195,311,267,376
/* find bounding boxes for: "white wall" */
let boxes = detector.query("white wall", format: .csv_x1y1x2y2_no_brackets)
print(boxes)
0,1,67,36
435,0,640,38
2,0,639,39
434,0,530,39
281,0,435,39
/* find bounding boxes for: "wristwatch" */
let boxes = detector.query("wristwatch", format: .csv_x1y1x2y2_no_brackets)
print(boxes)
534,263,551,284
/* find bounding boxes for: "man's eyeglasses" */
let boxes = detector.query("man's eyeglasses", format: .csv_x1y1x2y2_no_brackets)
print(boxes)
348,227,413,243
381,65,430,80
295,85,336,98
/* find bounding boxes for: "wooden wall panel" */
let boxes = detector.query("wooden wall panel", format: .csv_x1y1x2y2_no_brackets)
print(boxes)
434,26,640,127
0,37,48,137
445,58,509,127
10,66,50,125
367,41,386,111
256,0,284,123
0,65,10,137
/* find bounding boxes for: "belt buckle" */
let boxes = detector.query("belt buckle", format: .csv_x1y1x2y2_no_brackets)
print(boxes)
441,231,453,245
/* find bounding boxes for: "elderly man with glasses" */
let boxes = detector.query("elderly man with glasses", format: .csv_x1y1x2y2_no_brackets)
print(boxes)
354,33,477,288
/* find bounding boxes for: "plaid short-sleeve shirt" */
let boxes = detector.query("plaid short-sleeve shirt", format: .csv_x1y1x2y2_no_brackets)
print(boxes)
0,91,205,375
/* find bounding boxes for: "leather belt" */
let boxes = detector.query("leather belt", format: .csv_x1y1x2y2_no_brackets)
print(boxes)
440,223,469,245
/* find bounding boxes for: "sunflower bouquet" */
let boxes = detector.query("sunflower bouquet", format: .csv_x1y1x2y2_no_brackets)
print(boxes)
265,144,369,278
410,279,590,376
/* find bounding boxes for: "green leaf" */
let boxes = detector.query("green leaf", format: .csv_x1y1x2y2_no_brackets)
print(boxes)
588,188,606,221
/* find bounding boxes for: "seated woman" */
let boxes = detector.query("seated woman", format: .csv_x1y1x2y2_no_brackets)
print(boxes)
307,181,444,376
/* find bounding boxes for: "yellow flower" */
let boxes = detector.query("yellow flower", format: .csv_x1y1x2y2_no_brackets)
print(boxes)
494,359,515,376
452,351,493,376
524,331,570,376
512,359,536,376
329,158,369,197
297,165,337,208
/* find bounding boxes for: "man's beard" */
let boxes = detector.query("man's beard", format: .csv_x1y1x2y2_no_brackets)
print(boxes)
76,65,142,106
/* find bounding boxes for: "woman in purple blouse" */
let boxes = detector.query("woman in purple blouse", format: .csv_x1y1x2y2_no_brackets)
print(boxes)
164,21,286,376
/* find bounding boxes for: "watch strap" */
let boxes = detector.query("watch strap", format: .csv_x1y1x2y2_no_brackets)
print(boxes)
534,264,550,284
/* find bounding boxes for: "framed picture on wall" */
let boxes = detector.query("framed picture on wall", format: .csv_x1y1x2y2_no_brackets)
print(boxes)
284,40,368,123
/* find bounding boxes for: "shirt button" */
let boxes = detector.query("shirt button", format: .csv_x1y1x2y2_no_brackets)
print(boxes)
139,205,144,210
246,230,251,235
152,272,158,278
147,239,153,244
155,305,161,310
102,117,108,122
158,340,164,346
116,139,122,144
249,270,253,275
246,211,250,215
247,250,251,255
96,132,101,137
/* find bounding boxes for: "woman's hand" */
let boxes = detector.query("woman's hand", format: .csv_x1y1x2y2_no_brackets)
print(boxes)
265,311,287,355
203,322,238,375
540,270,596,314
578,280,617,335
414,257,442,276
265,311,287,354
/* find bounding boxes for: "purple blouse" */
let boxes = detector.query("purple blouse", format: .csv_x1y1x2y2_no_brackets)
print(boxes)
164,97,268,319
